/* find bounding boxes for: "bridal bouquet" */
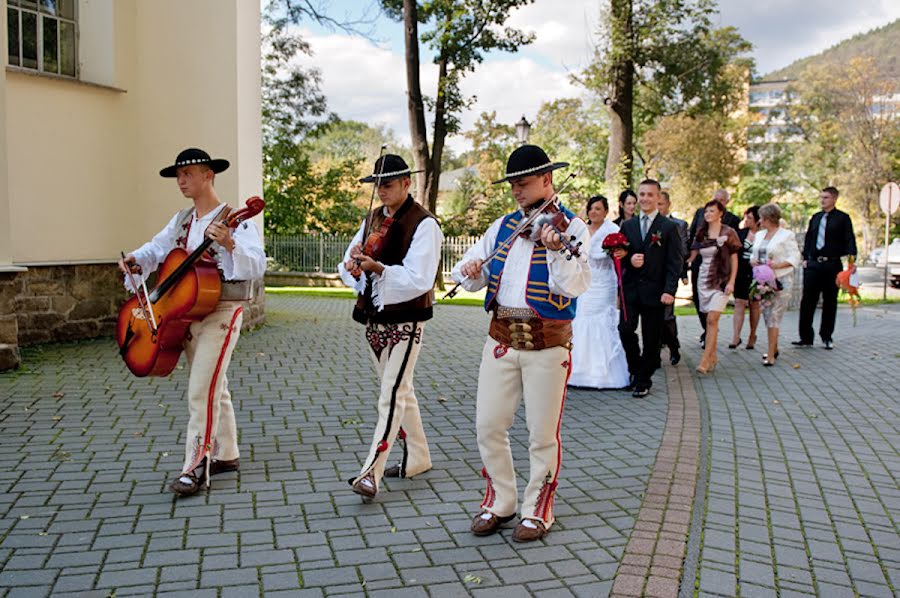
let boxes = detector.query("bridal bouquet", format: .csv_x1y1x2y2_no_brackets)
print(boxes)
749,263,782,308
601,233,630,321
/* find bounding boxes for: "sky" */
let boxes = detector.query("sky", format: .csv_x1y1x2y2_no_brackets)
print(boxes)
288,0,900,154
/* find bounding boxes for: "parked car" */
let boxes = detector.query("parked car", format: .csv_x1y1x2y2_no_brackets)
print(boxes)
870,238,900,267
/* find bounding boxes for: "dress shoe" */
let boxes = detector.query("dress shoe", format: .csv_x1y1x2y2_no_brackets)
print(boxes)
512,518,548,543
624,375,636,391
823,340,834,350
351,472,377,500
470,511,515,536
632,386,650,398
670,350,681,366
210,458,239,476
791,340,813,347
170,461,207,497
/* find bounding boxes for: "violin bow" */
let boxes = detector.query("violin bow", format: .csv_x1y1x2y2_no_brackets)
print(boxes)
361,144,388,245
442,171,579,301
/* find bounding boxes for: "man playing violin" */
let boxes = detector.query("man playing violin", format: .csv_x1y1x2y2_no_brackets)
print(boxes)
337,154,444,501
450,144,591,542
119,148,266,496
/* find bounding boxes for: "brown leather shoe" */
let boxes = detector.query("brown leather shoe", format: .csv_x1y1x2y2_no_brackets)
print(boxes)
470,511,515,536
512,518,548,543
210,458,240,476
169,466,207,497
384,464,402,478
351,472,377,500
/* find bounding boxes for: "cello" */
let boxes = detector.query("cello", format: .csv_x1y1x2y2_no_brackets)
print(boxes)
116,197,265,377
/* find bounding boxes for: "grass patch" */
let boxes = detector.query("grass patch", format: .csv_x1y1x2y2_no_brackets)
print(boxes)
265,285,486,307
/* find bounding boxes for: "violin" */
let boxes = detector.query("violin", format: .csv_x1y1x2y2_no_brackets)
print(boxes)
349,214,394,279
524,202,583,260
116,197,265,377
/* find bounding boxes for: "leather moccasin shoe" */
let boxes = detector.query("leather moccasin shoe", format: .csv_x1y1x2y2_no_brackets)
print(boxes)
384,464,402,478
512,518,548,543
470,511,515,536
169,466,207,497
351,472,378,500
210,458,239,476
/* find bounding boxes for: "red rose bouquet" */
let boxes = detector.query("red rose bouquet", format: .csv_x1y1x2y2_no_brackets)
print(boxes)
602,232,630,321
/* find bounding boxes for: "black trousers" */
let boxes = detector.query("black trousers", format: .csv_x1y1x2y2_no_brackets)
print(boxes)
691,261,707,335
799,261,842,343
661,304,680,352
618,302,664,388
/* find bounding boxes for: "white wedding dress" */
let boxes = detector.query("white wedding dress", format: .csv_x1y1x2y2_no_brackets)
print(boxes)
568,219,631,389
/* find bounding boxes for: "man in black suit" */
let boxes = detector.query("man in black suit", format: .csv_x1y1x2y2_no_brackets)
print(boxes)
658,190,689,365
616,180,685,397
688,189,741,346
794,186,857,349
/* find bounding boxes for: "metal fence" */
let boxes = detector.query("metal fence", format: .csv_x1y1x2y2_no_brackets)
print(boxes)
265,234,481,276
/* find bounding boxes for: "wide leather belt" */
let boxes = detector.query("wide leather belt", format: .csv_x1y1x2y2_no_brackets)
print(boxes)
220,280,252,301
489,309,572,351
815,256,840,263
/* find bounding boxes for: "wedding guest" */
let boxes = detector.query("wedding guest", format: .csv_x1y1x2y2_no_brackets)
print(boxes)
687,199,741,374
751,203,802,366
569,196,631,389
613,189,637,227
730,206,762,350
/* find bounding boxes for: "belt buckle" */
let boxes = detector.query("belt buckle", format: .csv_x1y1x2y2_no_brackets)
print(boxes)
817,256,828,263
508,322,532,333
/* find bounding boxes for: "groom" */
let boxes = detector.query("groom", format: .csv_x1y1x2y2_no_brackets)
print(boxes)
616,180,684,397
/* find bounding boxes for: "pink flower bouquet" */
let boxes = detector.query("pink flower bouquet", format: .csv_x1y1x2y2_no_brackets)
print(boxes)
749,264,782,307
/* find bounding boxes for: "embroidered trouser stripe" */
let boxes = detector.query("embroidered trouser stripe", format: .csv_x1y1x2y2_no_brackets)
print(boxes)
475,338,570,527
352,322,431,489
182,303,243,474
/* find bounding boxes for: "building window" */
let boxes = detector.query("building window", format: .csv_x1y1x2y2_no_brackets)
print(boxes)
7,0,77,77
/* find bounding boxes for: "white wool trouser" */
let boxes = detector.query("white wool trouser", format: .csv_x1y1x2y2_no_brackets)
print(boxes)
182,302,243,474
475,337,571,528
353,321,431,490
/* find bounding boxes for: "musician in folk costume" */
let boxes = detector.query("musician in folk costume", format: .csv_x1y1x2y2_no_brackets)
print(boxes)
119,148,266,496
338,154,444,501
451,145,591,542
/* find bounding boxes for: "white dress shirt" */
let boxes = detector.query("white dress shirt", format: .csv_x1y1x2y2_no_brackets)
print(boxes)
450,211,591,308
127,204,267,292
338,213,444,311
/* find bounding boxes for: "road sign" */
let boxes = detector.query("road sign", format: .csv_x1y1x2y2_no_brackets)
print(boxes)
880,182,900,215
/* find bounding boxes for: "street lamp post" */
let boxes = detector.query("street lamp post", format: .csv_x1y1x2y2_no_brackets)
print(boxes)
515,115,531,145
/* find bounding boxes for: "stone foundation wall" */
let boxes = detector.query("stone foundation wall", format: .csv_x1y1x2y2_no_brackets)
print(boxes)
0,264,266,372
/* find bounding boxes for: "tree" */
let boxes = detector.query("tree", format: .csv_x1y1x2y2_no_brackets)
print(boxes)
786,56,900,251
579,0,752,188
382,0,535,214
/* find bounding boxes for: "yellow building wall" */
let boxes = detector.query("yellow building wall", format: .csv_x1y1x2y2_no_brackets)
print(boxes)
4,0,261,265
0,0,12,266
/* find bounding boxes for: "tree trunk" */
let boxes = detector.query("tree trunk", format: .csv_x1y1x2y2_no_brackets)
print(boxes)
605,0,634,188
403,0,431,205
427,53,449,216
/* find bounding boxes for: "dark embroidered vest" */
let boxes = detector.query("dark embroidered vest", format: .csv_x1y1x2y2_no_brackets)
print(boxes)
352,196,438,325
173,206,229,272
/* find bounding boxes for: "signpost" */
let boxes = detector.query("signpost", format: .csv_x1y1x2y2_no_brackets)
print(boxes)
879,182,900,300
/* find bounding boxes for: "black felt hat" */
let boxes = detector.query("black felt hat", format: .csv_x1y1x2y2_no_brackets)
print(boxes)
159,148,230,178
359,154,422,183
492,144,569,184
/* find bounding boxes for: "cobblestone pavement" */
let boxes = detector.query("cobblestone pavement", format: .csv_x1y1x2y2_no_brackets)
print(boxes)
681,305,900,598
0,295,670,597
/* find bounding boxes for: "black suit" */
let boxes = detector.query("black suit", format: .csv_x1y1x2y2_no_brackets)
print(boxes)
618,213,685,389
799,208,856,343
688,207,741,335
661,216,689,355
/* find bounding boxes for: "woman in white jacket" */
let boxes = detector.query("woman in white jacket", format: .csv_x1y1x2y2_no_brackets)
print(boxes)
751,203,802,366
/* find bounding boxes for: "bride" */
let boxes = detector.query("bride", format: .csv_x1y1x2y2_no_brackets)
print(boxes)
568,195,631,390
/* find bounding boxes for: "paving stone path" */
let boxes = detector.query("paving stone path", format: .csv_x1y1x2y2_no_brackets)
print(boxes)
681,305,900,598
0,295,670,597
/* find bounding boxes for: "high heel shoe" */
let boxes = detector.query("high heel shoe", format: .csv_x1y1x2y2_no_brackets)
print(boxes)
746,333,757,350
696,355,718,375
728,339,742,349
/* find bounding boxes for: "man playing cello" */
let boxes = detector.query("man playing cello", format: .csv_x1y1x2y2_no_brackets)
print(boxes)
119,148,266,496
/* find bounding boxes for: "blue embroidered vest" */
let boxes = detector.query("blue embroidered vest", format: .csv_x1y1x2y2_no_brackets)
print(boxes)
484,207,578,320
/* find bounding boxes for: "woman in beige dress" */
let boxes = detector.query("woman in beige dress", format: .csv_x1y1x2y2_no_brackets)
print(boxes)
688,199,741,374
750,203,802,366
